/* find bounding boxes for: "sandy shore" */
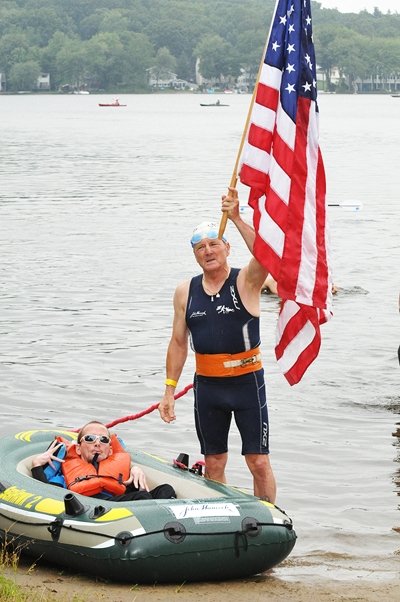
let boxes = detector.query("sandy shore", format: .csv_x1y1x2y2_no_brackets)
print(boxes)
4,562,400,602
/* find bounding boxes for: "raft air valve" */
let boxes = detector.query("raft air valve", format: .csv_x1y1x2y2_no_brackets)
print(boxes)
64,492,86,516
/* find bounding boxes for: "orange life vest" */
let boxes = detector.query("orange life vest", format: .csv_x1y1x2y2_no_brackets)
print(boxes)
58,434,131,497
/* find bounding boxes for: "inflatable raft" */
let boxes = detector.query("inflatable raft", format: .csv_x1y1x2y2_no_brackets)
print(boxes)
0,430,296,583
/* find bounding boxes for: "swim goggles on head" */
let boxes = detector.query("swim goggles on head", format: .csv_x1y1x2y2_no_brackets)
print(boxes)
190,222,227,247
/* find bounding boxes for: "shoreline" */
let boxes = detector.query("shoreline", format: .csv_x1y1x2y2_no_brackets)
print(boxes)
4,561,400,602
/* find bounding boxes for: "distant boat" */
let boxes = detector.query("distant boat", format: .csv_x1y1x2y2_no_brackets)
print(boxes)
98,99,126,107
74,90,90,95
391,94,400,98
200,101,229,107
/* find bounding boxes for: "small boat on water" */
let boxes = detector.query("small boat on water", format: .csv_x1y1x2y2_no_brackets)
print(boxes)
98,99,126,107
391,94,400,98
200,102,229,107
0,429,296,583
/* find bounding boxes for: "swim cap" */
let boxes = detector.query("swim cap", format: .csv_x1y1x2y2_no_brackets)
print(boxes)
190,222,227,247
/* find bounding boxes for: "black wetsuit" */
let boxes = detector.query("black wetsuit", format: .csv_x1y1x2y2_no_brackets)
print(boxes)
186,268,270,456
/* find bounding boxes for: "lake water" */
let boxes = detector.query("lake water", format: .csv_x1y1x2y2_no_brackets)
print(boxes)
0,92,399,583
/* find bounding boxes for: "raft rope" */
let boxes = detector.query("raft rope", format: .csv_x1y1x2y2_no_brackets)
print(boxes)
94,383,194,431
0,511,292,539
0,511,294,558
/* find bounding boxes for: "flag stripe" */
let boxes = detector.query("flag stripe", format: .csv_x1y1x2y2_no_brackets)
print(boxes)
256,83,279,115
278,96,310,301
276,104,296,150
313,149,330,307
259,62,281,91
248,123,273,155
275,300,321,385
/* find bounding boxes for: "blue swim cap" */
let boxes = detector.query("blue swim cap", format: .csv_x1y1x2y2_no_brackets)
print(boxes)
190,222,227,247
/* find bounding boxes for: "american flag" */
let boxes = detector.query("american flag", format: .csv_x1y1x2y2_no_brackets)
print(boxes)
239,0,332,385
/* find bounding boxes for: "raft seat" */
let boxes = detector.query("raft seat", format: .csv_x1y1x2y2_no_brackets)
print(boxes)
16,456,228,500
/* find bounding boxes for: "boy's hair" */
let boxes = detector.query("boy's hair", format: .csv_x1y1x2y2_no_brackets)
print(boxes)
77,420,110,443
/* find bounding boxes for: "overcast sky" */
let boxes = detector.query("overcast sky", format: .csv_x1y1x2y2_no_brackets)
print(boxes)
319,1,398,13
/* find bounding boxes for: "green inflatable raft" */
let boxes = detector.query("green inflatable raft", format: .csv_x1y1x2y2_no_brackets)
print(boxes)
0,429,296,583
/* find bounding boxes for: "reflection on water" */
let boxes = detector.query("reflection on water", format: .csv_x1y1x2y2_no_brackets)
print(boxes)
333,285,369,296
0,93,399,581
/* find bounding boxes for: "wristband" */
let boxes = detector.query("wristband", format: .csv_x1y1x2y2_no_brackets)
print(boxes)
165,378,178,387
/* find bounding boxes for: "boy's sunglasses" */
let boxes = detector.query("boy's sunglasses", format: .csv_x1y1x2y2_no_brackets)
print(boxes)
81,434,110,444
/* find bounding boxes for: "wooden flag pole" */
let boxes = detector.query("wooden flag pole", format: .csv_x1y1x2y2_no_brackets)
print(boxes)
218,0,280,239
217,86,256,238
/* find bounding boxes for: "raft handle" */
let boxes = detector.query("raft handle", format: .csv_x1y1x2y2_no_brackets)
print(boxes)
91,505,107,519
116,531,134,547
241,517,261,537
164,521,187,544
48,517,63,541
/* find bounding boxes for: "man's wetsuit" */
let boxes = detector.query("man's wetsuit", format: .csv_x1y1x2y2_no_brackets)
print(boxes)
186,268,270,456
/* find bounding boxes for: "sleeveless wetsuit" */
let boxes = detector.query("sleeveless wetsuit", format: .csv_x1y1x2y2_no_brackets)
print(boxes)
186,268,269,456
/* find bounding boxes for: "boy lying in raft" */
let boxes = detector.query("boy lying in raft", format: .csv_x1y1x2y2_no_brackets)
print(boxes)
31,420,176,502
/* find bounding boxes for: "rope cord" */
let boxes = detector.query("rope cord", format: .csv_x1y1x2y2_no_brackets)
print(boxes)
69,383,193,432
106,383,193,430
0,510,292,544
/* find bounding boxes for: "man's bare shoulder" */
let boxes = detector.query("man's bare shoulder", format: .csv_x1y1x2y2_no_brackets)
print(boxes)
173,280,191,309
175,279,190,295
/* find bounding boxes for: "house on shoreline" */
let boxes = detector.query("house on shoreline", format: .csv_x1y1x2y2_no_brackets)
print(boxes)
316,66,400,93
146,67,196,91
0,72,50,92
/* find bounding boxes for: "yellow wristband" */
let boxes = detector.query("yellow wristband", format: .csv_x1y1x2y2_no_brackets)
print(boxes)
165,378,178,387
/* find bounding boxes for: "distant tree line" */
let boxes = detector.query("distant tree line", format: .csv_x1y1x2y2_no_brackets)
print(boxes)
0,0,399,92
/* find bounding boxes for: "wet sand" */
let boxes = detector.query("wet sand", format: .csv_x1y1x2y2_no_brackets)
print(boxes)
4,562,400,602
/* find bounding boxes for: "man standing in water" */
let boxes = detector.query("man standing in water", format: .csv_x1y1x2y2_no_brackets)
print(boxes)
159,188,276,503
